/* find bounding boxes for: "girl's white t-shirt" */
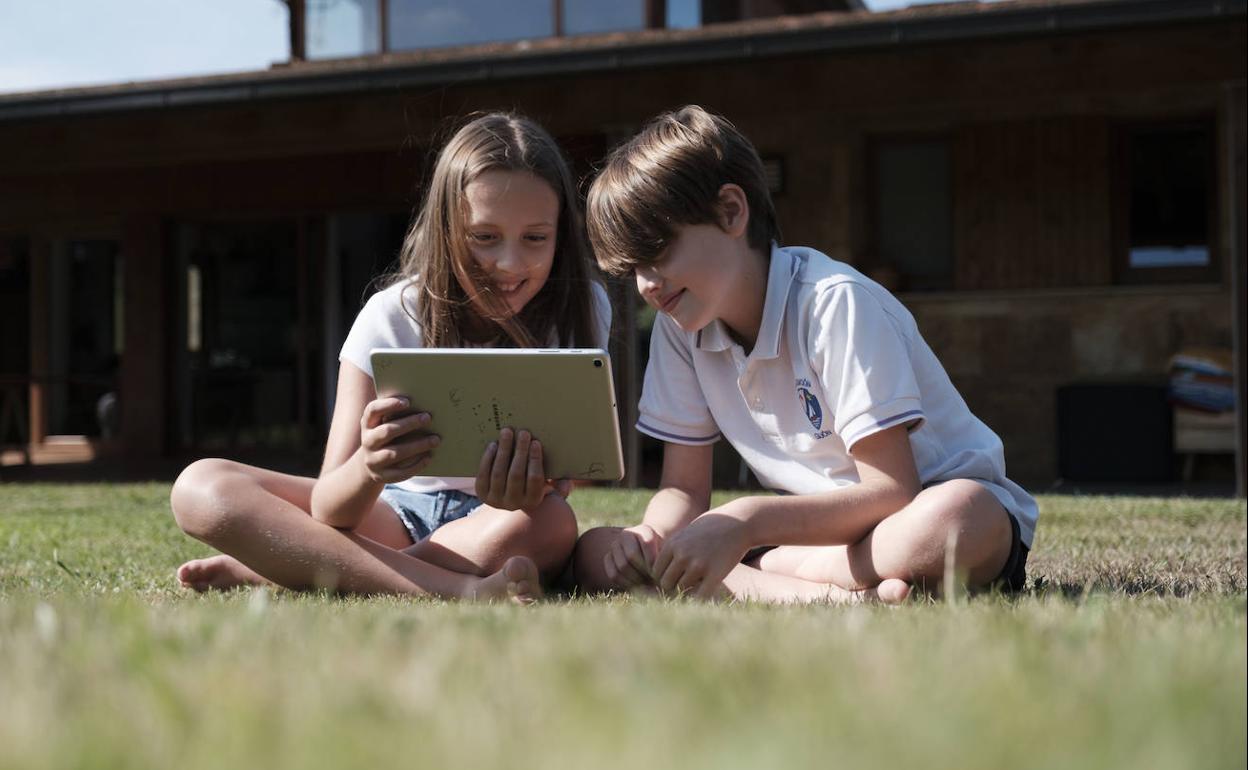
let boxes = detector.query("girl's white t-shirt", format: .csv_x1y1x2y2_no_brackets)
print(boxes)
338,277,613,494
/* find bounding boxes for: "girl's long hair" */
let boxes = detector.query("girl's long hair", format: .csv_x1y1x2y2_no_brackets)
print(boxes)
390,113,600,349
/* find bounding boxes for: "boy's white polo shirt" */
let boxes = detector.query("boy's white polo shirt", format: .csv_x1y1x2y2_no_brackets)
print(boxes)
637,244,1038,547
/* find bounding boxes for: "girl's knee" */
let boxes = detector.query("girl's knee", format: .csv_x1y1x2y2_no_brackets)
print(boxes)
534,493,579,553
169,458,251,541
487,494,578,573
571,526,623,592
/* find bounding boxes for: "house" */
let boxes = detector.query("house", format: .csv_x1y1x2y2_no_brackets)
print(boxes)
1,0,1243,491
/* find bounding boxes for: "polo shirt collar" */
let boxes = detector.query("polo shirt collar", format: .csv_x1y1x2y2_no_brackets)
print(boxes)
695,243,797,359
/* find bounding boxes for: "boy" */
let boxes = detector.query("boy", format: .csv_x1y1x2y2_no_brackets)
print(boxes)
575,105,1037,603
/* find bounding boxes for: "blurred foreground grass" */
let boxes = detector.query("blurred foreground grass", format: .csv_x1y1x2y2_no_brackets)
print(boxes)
1,483,1244,770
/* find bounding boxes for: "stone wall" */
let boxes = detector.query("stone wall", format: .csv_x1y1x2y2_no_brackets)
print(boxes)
904,286,1233,482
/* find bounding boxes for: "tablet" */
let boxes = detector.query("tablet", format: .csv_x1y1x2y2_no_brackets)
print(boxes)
370,348,625,481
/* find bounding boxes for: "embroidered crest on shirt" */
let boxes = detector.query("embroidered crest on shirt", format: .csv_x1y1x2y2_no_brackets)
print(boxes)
796,379,823,430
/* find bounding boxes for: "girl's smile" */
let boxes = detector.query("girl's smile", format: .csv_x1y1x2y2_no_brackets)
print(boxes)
461,169,559,317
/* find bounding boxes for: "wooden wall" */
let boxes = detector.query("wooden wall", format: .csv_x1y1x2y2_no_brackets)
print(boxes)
955,117,1114,290
0,18,1242,478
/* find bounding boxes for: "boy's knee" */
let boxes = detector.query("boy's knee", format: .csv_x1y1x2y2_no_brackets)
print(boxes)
169,458,246,541
907,480,1002,537
899,480,1013,579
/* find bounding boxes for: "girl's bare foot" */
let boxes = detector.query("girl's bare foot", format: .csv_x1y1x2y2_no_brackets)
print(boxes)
466,556,543,604
177,555,270,592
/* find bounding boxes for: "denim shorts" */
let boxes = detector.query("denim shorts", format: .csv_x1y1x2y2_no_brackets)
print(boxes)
378,486,483,543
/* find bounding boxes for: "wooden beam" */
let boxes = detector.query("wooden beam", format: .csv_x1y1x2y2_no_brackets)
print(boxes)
1226,82,1246,497
120,216,166,457
379,0,389,54
27,237,48,446
288,0,306,61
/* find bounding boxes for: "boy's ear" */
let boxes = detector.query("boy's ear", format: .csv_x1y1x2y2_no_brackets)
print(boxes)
716,184,750,239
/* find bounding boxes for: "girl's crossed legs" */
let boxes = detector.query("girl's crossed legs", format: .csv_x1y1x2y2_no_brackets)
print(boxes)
171,458,578,603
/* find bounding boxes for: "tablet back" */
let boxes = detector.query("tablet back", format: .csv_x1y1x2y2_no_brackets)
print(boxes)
370,348,624,481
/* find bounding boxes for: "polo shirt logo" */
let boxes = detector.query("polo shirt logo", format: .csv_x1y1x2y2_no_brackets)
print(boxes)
796,379,822,430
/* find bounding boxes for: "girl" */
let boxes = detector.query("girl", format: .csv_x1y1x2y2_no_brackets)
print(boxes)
171,113,611,604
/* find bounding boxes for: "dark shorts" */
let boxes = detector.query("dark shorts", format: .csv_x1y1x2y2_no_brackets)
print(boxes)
987,510,1029,594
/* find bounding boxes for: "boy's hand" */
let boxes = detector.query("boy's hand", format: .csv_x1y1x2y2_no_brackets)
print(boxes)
653,511,749,599
475,427,548,512
359,397,440,483
602,524,662,590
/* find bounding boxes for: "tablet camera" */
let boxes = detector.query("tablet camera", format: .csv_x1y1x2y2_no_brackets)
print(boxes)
593,359,603,368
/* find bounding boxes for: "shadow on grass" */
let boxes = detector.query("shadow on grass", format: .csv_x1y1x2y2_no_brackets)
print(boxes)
1026,575,1246,600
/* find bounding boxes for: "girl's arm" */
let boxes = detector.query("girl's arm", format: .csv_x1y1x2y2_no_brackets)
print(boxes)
310,361,437,529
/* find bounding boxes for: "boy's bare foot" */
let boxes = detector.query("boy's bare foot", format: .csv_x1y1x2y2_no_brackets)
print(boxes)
840,577,911,605
466,556,543,604
177,555,270,592
874,578,912,604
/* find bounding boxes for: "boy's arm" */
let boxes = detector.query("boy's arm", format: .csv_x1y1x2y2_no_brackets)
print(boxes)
733,424,921,546
653,425,920,596
597,442,712,589
640,442,715,539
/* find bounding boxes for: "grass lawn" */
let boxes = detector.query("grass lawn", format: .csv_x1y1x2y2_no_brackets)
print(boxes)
1,483,1244,770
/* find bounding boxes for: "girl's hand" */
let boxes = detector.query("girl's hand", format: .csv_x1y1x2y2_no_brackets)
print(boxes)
475,427,548,512
359,396,441,483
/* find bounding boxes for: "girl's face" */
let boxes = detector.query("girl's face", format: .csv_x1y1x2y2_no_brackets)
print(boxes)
460,169,559,318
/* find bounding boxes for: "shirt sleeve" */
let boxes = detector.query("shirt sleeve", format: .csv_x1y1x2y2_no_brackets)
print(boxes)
338,284,423,377
636,313,721,445
810,282,924,451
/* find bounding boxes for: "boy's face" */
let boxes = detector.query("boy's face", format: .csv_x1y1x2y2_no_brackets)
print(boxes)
634,222,737,333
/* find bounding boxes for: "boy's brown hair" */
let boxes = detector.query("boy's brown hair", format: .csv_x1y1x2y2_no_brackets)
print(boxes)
586,105,779,276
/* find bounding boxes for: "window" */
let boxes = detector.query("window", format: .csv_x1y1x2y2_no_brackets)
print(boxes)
49,240,122,436
304,0,662,58
388,0,552,52
307,0,382,59
0,237,29,446
666,0,701,29
868,136,953,292
1115,120,1218,283
563,0,645,36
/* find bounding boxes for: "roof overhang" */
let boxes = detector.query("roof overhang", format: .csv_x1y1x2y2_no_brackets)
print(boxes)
1,0,1243,122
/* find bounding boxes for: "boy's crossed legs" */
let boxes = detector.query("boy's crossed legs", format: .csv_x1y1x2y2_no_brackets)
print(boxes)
172,458,577,603
576,479,1016,604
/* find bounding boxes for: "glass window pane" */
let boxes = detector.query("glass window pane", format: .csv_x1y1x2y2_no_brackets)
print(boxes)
564,0,644,35
307,0,381,59
873,140,953,290
1127,126,1211,269
389,0,552,52
0,237,30,446
667,0,701,29
49,240,120,436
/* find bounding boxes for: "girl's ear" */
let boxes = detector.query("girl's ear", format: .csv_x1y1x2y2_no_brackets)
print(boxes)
716,184,750,239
